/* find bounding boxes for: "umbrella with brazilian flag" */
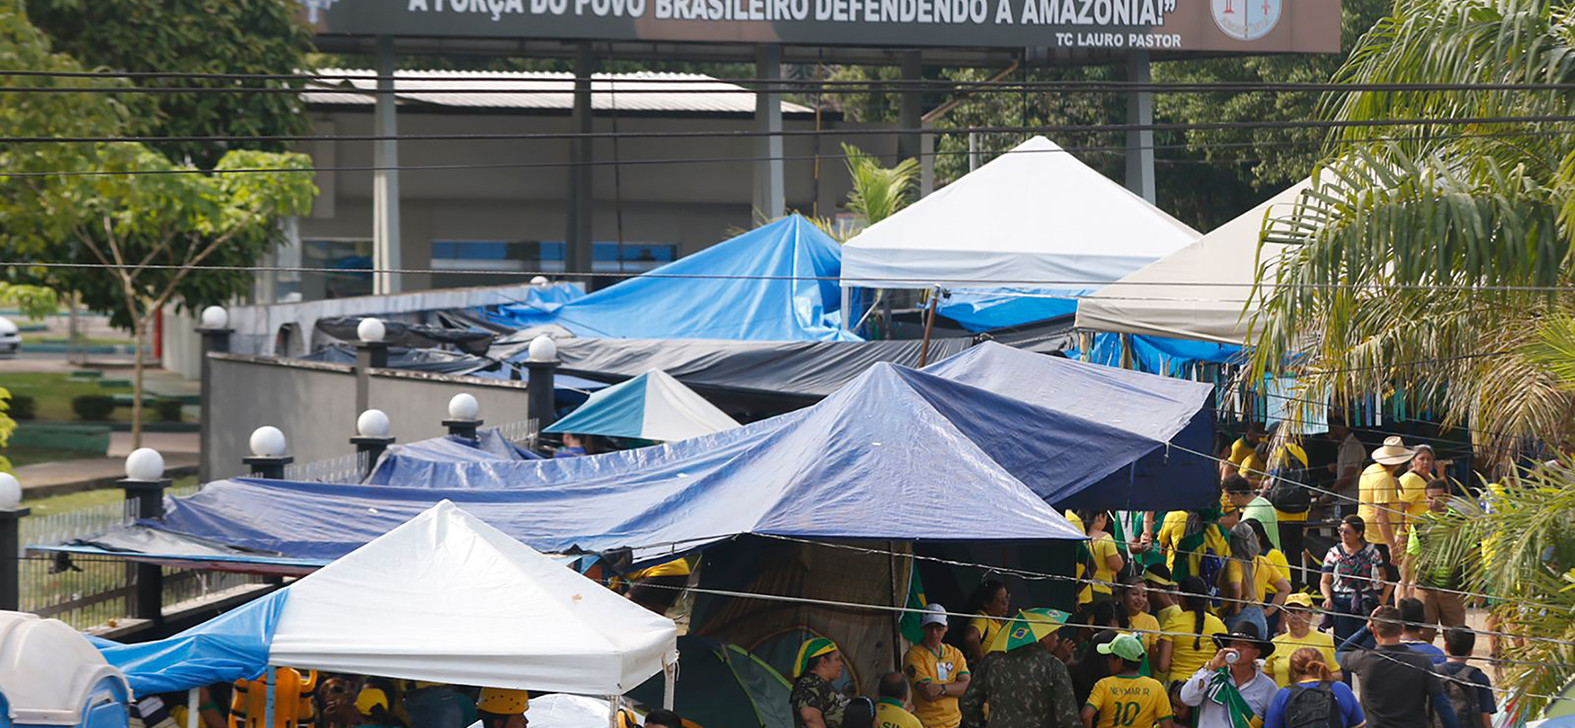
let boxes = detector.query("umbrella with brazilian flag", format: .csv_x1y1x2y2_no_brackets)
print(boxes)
985,608,1070,652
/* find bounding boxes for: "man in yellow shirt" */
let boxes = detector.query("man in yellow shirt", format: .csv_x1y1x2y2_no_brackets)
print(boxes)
1358,436,1415,554
875,672,924,728
1082,634,1174,728
903,604,971,728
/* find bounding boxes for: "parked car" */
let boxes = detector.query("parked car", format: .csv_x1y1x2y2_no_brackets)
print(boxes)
0,316,19,358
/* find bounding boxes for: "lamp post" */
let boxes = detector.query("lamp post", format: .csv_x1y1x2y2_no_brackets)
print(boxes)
352,409,395,479
355,318,389,415
197,305,233,483
525,335,560,433
119,448,169,623
443,393,482,439
0,473,26,611
244,426,293,479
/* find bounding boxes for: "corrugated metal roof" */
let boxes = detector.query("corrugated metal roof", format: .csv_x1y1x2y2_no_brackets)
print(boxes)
304,68,815,115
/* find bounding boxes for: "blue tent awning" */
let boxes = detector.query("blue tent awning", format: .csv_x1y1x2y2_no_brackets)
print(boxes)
483,216,857,342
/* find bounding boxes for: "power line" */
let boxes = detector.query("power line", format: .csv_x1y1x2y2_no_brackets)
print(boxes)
3,113,1573,145
12,260,1575,296
13,67,1575,94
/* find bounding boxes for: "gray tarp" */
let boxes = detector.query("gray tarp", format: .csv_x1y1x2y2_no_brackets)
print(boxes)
492,335,976,399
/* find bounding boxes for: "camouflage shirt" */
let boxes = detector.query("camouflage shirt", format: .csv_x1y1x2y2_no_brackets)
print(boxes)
958,647,1079,728
792,673,850,728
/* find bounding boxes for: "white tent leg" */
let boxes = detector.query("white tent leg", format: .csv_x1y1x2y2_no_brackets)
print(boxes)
264,667,276,728
187,688,199,728
662,660,676,710
607,695,620,728
840,287,852,333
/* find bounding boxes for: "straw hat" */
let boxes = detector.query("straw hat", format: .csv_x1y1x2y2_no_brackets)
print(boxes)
1371,436,1416,465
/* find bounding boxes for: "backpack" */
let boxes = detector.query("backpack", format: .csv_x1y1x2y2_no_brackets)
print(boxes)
1266,470,1312,513
1429,665,1484,728
1283,681,1342,728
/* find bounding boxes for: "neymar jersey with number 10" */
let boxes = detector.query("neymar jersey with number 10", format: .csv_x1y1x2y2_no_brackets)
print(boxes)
1085,674,1172,728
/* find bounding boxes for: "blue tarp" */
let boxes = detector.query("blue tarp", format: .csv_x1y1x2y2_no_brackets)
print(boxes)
921,343,1218,510
147,363,1097,564
1071,332,1245,378
94,589,287,695
386,429,543,463
936,289,1082,332
483,216,858,342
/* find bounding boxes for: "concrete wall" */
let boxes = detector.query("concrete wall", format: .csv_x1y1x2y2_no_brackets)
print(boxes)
205,354,533,479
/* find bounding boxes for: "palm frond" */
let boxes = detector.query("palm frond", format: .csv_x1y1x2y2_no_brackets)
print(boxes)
841,142,919,226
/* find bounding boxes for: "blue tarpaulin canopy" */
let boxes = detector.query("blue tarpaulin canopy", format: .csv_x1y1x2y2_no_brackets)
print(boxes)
95,590,288,696
482,216,857,342
143,363,1089,564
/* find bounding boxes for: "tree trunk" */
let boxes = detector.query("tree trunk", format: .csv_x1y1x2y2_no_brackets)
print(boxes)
131,314,145,448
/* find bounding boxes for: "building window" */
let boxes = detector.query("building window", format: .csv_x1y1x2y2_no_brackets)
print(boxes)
430,240,678,288
303,239,373,300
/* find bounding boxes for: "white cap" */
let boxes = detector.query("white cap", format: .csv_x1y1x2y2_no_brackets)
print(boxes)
357,317,386,343
356,409,391,438
920,603,947,627
125,448,166,481
199,305,228,329
249,426,288,457
448,393,480,420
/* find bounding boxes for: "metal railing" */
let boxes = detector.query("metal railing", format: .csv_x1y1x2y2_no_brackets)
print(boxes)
282,451,368,483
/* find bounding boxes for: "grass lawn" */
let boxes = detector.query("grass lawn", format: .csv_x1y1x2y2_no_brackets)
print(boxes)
2,445,102,468
20,475,200,514
32,336,137,347
1,371,164,422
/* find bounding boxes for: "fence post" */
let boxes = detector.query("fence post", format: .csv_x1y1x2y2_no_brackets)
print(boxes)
197,306,233,484
443,394,482,440
525,335,560,431
352,409,395,480
244,426,293,480
0,472,27,612
355,319,390,416
120,449,170,624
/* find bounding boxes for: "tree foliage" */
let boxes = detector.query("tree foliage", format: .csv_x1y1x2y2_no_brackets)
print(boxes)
26,0,312,169
841,142,919,226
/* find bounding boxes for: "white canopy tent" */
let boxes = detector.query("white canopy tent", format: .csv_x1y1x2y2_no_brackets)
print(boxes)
839,136,1200,290
1074,178,1312,346
269,500,679,695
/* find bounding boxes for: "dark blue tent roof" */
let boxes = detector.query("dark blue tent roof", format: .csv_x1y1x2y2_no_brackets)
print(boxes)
145,363,1088,564
483,216,857,342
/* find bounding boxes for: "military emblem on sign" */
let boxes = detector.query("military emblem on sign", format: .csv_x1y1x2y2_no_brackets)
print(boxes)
1210,0,1282,41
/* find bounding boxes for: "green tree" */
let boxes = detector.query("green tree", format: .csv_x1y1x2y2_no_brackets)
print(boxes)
0,0,315,444
841,142,919,226
26,0,312,169
1247,0,1575,711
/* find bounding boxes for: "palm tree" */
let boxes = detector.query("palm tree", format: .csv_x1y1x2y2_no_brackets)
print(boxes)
1248,0,1575,457
1248,0,1575,715
841,142,920,228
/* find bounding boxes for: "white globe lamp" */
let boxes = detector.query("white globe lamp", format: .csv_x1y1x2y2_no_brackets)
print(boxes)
249,426,288,458
356,318,386,343
357,409,391,438
527,335,557,362
125,448,166,481
448,393,480,421
0,473,20,510
530,275,550,286
199,305,228,329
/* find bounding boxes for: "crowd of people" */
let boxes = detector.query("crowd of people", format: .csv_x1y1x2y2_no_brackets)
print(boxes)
129,676,686,728
789,423,1499,728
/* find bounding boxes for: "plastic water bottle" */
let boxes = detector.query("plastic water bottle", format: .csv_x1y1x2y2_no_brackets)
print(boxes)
1224,649,1240,665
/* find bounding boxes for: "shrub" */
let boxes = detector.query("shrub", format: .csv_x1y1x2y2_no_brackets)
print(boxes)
7,395,36,420
153,398,184,422
71,394,116,421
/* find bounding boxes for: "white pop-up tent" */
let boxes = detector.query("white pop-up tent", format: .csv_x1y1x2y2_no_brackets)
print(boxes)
1074,178,1312,346
270,500,678,693
101,500,679,700
839,136,1200,290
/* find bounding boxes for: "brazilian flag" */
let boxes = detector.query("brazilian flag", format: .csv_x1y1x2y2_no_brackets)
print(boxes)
899,562,927,644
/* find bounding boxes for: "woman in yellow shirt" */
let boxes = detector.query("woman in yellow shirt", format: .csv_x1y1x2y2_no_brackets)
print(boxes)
960,579,1011,665
1155,576,1227,686
1216,522,1289,639
1264,594,1341,687
1395,444,1437,600
1076,510,1125,605
1243,518,1292,633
